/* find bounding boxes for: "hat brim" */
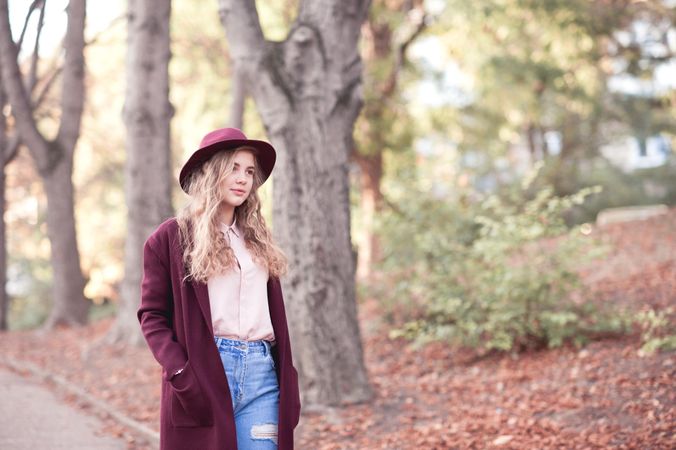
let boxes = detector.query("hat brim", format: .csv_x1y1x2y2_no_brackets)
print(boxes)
179,139,276,193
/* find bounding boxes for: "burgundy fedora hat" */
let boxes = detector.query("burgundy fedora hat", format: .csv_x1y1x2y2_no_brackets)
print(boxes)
179,127,276,193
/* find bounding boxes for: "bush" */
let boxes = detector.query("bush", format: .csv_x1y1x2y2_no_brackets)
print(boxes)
635,308,676,356
380,165,627,352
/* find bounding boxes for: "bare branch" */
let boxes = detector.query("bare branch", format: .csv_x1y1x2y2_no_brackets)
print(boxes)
0,0,50,172
33,65,62,109
85,13,125,47
26,1,46,96
382,4,428,98
16,0,43,51
55,0,86,154
3,134,21,166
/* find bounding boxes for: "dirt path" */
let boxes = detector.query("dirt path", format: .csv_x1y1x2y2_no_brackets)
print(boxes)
0,367,127,449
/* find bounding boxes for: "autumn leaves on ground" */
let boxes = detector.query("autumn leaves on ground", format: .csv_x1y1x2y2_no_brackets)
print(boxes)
1,211,674,450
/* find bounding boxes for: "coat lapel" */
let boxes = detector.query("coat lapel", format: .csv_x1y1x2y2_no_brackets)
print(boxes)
192,280,215,337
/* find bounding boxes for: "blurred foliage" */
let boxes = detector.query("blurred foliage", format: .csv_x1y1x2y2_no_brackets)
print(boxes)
354,0,418,159
380,163,628,352
526,153,676,224
7,258,51,330
635,307,676,356
407,0,675,215
5,151,51,330
88,301,118,322
428,0,674,158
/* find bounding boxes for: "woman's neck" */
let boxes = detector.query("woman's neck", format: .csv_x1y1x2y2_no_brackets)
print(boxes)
219,206,235,227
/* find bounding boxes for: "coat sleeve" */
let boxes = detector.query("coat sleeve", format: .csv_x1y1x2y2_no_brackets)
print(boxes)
137,237,188,381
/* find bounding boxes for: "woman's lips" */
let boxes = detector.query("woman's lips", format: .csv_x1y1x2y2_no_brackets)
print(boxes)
231,189,246,195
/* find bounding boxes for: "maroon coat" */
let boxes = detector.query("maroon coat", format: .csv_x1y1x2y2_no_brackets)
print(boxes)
137,218,301,450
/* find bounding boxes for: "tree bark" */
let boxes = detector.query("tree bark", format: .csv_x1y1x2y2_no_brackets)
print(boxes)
0,82,6,331
0,0,89,328
219,0,373,407
229,64,246,129
109,0,173,345
42,151,89,327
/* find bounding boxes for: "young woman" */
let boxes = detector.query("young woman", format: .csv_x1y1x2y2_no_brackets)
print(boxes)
138,128,301,450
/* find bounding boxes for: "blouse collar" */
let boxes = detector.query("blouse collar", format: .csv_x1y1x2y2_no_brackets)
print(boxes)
219,217,241,238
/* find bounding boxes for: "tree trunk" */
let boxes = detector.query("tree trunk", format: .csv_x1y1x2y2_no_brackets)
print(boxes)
0,83,6,331
1,77,21,331
42,152,89,327
354,152,382,280
109,0,173,345
229,64,246,129
526,122,538,163
0,0,89,328
219,0,373,407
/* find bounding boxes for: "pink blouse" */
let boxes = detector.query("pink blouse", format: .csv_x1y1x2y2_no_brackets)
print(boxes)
207,219,275,342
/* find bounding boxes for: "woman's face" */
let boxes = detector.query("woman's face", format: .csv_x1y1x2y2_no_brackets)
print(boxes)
220,149,256,210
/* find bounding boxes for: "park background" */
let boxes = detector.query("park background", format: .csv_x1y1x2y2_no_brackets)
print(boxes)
0,0,674,448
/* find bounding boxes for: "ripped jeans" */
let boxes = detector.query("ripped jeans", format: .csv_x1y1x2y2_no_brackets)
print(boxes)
214,337,280,450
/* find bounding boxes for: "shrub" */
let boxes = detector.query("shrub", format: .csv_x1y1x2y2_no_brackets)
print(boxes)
635,308,676,356
381,165,627,352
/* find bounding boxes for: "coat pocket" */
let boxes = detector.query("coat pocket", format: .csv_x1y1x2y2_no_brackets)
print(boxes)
169,361,213,427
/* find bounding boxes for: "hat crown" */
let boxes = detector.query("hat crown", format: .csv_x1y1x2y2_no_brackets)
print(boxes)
200,127,247,149
180,127,276,193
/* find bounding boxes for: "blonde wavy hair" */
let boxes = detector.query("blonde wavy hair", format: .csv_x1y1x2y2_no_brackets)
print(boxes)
176,146,288,283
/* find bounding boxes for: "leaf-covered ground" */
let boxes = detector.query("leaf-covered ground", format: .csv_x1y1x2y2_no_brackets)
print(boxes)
1,210,674,449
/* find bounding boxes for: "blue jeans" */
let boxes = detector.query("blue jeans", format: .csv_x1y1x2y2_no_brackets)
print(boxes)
214,337,280,449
